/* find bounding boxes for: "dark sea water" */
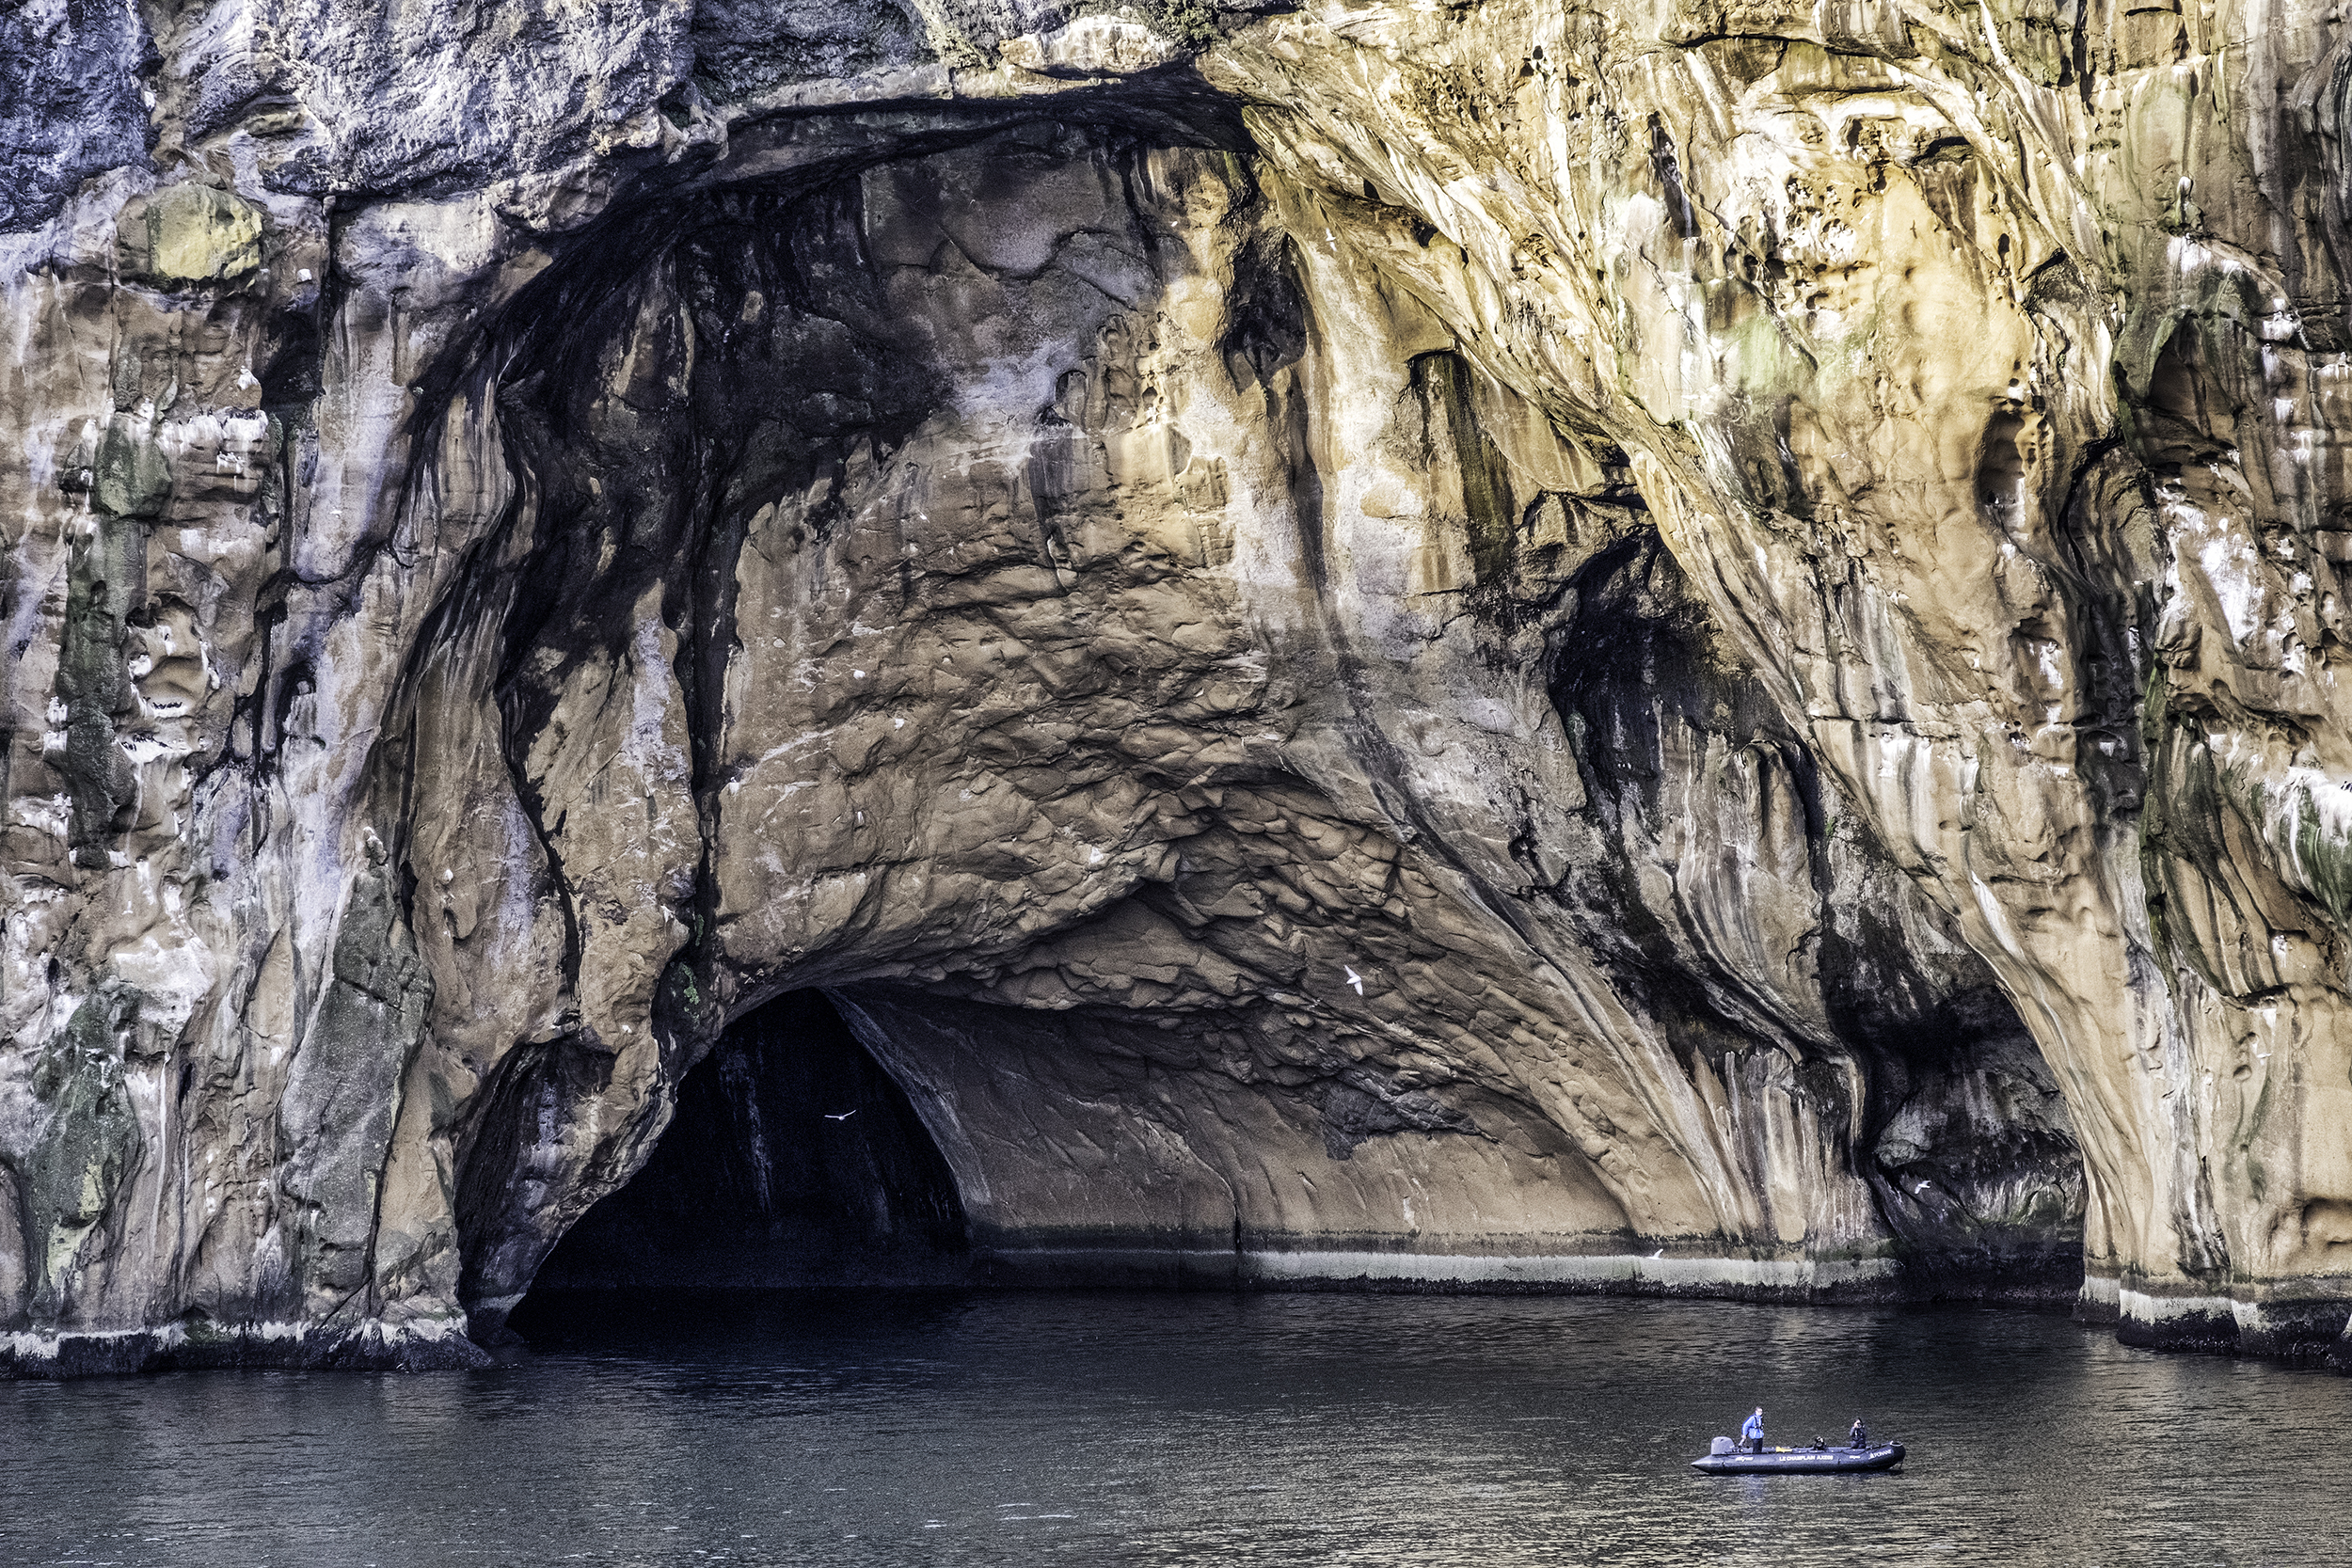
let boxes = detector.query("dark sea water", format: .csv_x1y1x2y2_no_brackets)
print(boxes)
2,1291,2344,1567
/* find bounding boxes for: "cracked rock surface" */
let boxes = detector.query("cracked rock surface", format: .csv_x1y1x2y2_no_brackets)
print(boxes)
2,0,2346,1370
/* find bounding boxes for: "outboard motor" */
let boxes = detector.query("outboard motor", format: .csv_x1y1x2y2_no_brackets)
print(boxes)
1708,1436,1735,1456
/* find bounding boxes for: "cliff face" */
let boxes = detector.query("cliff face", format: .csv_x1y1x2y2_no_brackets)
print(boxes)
1,0,2344,1369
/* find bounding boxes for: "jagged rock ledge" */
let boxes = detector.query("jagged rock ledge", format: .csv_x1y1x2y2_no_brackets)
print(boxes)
0,1319,490,1379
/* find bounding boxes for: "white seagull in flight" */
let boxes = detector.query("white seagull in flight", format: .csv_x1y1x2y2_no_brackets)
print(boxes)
1343,966,1364,995
824,1110,858,1121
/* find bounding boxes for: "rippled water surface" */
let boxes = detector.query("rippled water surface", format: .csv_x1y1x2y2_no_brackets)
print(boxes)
3,1291,2345,1567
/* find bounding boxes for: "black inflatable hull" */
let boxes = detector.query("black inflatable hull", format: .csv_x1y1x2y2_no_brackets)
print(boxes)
1691,1443,1906,1474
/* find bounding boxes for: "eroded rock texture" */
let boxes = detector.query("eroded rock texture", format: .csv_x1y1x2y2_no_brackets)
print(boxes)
4,0,2349,1370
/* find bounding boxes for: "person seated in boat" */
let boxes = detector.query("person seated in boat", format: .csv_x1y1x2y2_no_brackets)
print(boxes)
1849,1418,1868,1449
1741,1407,1765,1453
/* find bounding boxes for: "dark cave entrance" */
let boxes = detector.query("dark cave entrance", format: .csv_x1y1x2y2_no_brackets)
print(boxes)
522,990,972,1296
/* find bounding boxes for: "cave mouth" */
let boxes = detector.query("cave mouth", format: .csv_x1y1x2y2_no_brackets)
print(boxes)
520,990,973,1300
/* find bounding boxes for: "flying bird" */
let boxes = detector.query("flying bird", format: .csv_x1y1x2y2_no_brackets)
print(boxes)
824,1110,858,1121
1343,966,1364,995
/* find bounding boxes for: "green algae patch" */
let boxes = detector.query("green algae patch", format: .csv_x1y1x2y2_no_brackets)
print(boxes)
2279,785,2352,932
52,494,146,866
93,417,172,519
15,982,147,1321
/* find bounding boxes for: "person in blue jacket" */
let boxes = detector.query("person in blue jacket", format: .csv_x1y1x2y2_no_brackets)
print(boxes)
1849,1418,1869,1449
1741,1407,1766,1453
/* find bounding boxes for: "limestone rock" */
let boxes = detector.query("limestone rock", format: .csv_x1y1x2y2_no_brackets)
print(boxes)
120,186,263,286
1,0,2349,1370
1000,18,1184,78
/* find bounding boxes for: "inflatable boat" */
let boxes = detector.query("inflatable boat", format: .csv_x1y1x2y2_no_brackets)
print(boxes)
1690,1439,1906,1474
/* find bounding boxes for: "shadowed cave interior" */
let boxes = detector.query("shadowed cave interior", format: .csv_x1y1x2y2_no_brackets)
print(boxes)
528,990,975,1292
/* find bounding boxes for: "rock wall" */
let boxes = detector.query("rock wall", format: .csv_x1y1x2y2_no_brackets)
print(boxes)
0,0,2344,1369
